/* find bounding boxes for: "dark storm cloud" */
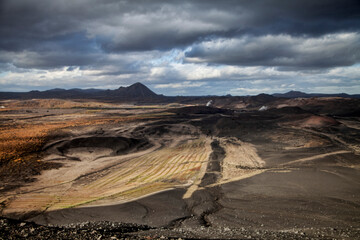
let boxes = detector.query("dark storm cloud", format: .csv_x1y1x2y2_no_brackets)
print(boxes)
185,33,360,69
228,0,360,36
1,0,359,54
71,0,360,52
0,31,103,69
12,52,102,69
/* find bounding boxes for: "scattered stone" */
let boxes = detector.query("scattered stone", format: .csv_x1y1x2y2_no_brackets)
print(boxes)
1,216,360,239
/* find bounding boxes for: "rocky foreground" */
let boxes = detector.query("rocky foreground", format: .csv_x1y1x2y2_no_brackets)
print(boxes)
0,217,150,240
1,217,359,240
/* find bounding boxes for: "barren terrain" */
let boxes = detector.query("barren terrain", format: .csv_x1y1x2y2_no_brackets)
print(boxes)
0,97,359,239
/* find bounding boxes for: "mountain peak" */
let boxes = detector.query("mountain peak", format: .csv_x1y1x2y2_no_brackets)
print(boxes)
115,82,158,98
273,91,308,98
288,90,304,94
119,82,144,89
131,82,145,87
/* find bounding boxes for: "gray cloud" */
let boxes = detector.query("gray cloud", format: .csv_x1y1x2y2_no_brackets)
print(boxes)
1,0,359,54
0,0,359,94
185,33,360,69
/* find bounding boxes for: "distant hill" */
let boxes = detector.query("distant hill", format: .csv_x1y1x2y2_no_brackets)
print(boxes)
273,90,360,99
0,82,163,101
112,82,159,99
1,84,359,103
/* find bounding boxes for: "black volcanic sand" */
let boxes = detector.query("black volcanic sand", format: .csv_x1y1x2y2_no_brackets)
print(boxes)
53,136,149,161
32,189,189,227
211,168,360,230
56,137,146,155
8,110,360,239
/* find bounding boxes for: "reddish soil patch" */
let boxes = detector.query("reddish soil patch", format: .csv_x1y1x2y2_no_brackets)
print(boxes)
300,115,340,128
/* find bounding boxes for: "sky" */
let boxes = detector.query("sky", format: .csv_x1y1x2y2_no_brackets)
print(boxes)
0,0,359,96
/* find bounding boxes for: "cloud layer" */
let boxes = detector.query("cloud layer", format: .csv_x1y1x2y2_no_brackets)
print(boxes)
0,0,359,94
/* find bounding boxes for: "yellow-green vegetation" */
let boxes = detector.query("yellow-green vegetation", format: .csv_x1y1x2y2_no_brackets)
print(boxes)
49,138,210,209
3,138,210,213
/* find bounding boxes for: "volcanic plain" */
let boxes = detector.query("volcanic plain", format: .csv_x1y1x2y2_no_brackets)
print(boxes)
0,96,359,239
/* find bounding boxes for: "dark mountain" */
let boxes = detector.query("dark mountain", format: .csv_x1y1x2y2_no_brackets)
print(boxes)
0,82,162,101
113,82,158,98
1,84,359,102
273,91,360,98
69,88,104,93
46,88,66,92
245,93,278,107
273,91,309,98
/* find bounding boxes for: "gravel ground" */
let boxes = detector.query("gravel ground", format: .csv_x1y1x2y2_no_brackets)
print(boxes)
1,217,359,239
0,217,151,240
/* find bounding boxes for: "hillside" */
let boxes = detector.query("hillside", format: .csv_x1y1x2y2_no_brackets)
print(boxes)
2,84,360,103
0,82,163,101
273,90,360,99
